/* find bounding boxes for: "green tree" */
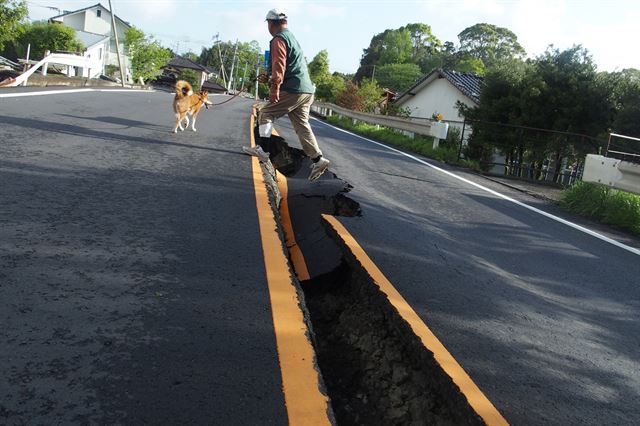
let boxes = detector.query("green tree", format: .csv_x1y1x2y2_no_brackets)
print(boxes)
199,40,261,88
404,23,442,65
458,23,526,69
183,51,198,62
308,50,346,103
15,21,82,59
180,68,200,91
355,29,393,82
605,68,640,139
375,63,422,92
421,40,457,73
378,28,413,65
458,59,531,167
0,0,27,51
308,49,330,83
455,56,486,74
316,74,346,103
460,46,611,181
357,79,383,113
124,26,172,82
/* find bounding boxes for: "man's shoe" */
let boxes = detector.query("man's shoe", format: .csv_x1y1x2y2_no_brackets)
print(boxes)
309,157,330,181
242,145,270,162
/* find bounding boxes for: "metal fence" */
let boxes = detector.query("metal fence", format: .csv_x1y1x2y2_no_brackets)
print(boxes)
456,119,608,186
605,133,640,165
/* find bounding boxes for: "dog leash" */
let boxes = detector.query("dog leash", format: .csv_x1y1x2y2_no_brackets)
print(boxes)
209,77,259,107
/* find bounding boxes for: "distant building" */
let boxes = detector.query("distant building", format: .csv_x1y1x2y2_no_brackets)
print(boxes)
163,57,219,88
202,81,228,94
49,3,132,80
394,69,484,134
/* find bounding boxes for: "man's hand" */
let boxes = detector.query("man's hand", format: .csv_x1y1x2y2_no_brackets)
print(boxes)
256,73,269,84
269,86,280,103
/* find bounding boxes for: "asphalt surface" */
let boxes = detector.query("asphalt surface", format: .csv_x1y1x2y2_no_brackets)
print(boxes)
4,87,640,425
0,90,287,424
275,116,640,425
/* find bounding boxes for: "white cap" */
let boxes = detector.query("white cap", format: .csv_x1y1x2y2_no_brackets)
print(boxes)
265,8,287,21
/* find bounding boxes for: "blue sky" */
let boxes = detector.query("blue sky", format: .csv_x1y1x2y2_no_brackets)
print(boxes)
27,0,640,74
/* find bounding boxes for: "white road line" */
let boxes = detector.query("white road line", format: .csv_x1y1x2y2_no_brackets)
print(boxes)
313,117,640,257
0,89,152,98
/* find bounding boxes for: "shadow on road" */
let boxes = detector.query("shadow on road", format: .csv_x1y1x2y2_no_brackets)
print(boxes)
0,115,245,158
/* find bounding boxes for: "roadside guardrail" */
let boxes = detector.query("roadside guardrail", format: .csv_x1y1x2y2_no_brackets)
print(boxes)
311,101,449,146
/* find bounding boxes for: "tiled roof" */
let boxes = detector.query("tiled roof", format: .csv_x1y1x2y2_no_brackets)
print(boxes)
396,68,484,105
166,57,211,72
202,81,227,92
440,69,484,103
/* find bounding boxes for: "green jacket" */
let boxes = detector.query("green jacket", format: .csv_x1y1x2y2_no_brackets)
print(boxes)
270,28,315,94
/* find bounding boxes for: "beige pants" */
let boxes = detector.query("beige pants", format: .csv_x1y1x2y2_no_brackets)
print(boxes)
257,92,322,159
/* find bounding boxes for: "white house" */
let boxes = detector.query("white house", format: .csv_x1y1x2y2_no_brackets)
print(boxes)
49,3,132,80
394,69,484,136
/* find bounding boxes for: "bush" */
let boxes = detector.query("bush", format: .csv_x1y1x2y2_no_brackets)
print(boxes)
560,181,640,235
104,64,118,77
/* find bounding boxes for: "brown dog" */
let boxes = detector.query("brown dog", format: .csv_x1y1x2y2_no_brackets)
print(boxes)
172,80,212,133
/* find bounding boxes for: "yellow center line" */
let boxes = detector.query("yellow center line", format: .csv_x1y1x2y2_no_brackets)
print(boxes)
321,214,509,426
276,170,311,281
249,108,331,425
268,128,311,281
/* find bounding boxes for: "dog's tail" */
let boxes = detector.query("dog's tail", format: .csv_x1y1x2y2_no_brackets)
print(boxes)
175,80,193,98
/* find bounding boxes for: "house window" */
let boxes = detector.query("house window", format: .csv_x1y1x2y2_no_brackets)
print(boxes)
97,9,101,17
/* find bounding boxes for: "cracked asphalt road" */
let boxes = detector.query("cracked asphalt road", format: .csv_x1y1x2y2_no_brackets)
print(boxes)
275,116,640,425
0,89,287,424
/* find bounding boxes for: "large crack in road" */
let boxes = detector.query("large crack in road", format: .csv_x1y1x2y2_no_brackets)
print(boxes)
256,129,485,425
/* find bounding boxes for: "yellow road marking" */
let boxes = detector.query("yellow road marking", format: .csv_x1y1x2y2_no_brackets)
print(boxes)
269,128,311,281
321,214,509,426
249,109,331,425
276,170,311,281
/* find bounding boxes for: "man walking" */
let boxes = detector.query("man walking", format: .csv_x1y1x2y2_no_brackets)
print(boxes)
243,9,330,181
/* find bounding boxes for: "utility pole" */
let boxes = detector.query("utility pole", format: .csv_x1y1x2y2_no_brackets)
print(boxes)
232,55,240,92
213,33,227,87
255,53,260,100
227,40,238,92
108,0,126,87
241,61,248,92
371,64,376,82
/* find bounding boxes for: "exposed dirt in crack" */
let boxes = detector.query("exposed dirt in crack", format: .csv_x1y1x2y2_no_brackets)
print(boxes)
260,130,485,425
302,257,484,426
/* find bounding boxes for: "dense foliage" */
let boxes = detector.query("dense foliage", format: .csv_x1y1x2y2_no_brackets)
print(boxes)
198,40,262,90
124,27,172,83
0,0,27,51
13,21,82,60
354,22,526,87
458,45,639,182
